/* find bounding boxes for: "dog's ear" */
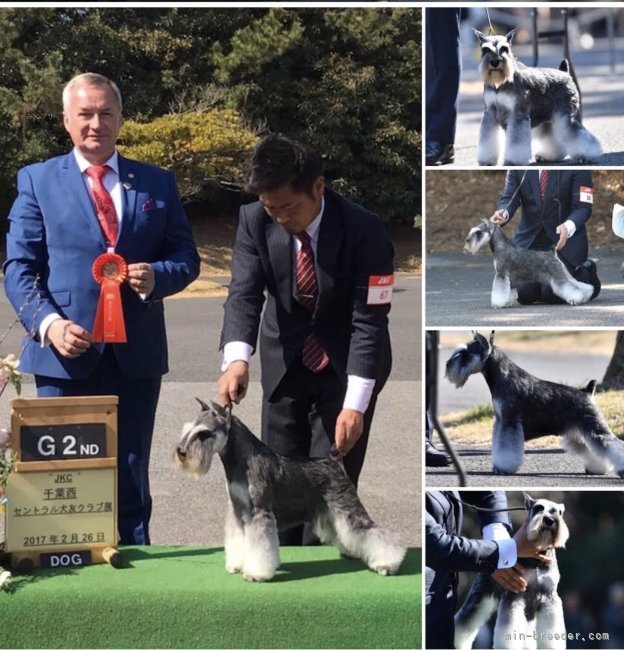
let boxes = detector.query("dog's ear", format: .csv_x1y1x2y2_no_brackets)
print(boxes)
523,492,535,510
195,398,210,412
473,29,488,44
505,28,518,44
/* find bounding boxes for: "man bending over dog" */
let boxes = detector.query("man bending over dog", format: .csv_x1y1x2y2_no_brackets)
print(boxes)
491,169,601,305
218,134,393,545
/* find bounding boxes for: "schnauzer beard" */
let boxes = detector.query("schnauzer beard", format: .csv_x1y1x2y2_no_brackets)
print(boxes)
445,344,489,388
464,224,493,255
479,56,515,88
527,512,570,550
174,421,227,477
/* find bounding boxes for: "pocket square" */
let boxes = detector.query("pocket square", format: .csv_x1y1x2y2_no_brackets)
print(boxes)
142,198,156,212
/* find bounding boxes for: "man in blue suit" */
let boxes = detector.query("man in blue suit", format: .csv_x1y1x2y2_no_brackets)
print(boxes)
426,491,552,648
4,73,200,545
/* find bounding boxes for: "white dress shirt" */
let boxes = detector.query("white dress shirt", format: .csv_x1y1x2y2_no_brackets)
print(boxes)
223,198,376,414
483,522,517,569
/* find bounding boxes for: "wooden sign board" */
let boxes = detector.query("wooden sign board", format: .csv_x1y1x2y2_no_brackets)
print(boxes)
5,396,120,569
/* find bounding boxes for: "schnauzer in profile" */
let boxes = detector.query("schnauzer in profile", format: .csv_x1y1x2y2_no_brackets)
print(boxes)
174,400,406,582
455,495,569,650
475,28,602,166
446,331,624,477
464,219,594,307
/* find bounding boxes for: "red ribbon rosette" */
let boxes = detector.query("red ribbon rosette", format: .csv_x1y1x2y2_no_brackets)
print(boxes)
92,253,128,343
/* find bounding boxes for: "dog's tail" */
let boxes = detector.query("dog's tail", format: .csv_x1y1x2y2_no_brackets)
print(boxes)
559,58,583,120
584,379,597,396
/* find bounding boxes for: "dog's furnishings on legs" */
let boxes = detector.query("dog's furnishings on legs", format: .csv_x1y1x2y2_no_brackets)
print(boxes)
175,400,406,582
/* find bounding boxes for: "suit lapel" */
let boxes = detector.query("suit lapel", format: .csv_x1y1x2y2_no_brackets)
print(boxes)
62,152,106,245
266,220,293,312
117,155,138,247
315,193,343,316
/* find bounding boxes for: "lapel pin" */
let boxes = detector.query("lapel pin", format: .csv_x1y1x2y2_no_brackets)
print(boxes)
128,173,134,179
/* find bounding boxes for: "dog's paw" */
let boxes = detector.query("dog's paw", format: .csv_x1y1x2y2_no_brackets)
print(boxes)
243,570,274,582
225,562,243,574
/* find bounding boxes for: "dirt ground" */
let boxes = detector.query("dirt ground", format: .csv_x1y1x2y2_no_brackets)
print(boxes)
426,169,624,253
181,211,422,298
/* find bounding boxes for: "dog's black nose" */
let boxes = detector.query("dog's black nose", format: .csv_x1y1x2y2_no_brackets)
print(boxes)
543,516,555,527
491,59,500,68
176,447,187,460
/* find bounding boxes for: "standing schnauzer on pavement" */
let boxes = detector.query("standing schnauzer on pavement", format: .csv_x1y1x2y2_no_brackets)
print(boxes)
455,495,569,650
464,219,594,308
475,29,602,166
175,400,406,582
446,332,624,477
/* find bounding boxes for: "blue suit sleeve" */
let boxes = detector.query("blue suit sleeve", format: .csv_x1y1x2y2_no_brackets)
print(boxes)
496,170,522,221
426,512,500,573
149,171,200,300
4,167,63,337
566,170,593,231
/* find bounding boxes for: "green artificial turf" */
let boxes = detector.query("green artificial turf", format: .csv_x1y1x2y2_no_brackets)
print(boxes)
1,546,421,649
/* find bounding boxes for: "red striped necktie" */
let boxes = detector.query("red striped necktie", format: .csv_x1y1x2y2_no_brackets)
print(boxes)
539,169,549,200
85,165,119,247
295,231,329,373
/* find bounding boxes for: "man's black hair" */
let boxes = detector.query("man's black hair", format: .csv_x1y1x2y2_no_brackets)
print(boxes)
244,134,324,197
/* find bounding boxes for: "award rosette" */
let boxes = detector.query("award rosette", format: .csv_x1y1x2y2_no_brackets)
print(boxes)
92,253,128,343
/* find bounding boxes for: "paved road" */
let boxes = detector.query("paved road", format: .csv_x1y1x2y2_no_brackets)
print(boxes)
0,275,422,547
426,345,624,487
445,38,624,167
426,247,624,327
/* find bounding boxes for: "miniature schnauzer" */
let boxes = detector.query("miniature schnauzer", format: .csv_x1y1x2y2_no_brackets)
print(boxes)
446,331,624,477
174,400,406,582
455,495,569,650
475,29,602,166
465,219,594,307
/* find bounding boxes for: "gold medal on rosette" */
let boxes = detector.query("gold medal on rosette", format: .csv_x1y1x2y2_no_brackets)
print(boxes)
92,253,128,343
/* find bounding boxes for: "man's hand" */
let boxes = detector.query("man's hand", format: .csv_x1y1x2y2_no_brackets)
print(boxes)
490,210,509,225
555,224,569,251
218,361,249,406
335,408,364,455
127,262,155,295
513,521,553,562
492,565,527,593
47,319,92,359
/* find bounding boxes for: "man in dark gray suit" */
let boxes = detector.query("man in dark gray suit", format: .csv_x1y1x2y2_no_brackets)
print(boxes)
491,169,600,304
218,134,393,542
426,491,552,649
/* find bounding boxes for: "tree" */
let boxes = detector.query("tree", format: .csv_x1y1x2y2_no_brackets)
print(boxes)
602,331,624,390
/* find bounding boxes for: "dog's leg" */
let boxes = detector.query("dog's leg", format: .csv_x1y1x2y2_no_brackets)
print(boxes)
329,511,406,576
478,108,503,166
454,574,499,650
548,276,593,306
492,273,515,308
492,407,525,474
494,597,536,649
535,594,566,649
552,113,602,163
242,509,280,582
503,112,532,165
224,498,246,574
562,428,610,475
581,421,624,478
533,122,566,163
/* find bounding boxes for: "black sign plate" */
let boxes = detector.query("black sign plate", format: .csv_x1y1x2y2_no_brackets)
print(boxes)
20,423,107,461
40,550,92,569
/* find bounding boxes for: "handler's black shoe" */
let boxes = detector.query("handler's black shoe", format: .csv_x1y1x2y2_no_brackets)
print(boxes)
426,141,454,166
426,440,450,467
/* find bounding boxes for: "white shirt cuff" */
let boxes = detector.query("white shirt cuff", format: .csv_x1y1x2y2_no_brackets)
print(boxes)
343,375,376,413
39,313,63,348
613,203,624,238
496,538,518,569
564,219,576,238
222,341,253,371
483,522,510,542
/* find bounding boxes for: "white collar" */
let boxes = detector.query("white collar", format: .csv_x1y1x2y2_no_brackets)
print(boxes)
73,148,119,175
303,196,324,241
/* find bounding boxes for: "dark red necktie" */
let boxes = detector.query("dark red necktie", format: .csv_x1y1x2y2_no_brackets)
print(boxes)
539,169,549,200
295,232,329,373
85,165,119,247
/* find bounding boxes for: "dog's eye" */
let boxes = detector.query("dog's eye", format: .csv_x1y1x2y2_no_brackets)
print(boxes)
499,46,509,56
196,429,214,442
533,504,544,513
